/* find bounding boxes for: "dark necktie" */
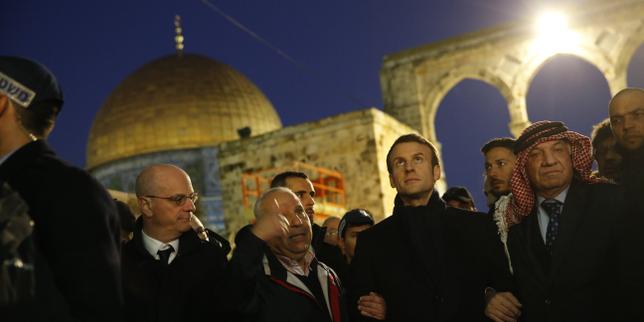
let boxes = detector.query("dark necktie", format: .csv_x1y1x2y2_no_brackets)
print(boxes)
541,199,563,254
157,245,174,266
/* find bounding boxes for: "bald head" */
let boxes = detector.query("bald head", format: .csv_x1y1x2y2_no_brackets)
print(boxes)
254,187,298,219
135,164,191,197
135,164,195,242
609,88,644,151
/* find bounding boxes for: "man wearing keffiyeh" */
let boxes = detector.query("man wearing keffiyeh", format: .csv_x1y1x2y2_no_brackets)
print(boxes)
488,120,628,322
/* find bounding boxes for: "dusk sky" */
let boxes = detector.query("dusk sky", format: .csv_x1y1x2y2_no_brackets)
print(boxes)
3,0,643,209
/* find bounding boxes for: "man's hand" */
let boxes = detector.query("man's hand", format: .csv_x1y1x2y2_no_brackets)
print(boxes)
485,291,522,322
358,292,386,320
250,200,290,241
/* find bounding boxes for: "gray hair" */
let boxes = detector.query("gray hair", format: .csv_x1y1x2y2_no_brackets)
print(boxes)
253,187,297,218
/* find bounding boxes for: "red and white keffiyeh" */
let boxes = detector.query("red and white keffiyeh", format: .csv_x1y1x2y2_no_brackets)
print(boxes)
505,121,605,227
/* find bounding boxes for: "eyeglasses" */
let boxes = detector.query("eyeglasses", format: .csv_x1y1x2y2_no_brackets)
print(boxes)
143,192,199,206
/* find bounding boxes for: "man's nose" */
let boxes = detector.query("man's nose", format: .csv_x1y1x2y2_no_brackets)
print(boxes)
404,161,415,172
305,194,315,206
184,199,197,211
542,151,557,165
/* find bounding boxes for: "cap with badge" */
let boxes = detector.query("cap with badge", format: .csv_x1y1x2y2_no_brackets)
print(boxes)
0,56,63,111
338,208,374,239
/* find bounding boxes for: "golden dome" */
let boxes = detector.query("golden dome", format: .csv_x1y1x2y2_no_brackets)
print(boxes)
87,53,282,169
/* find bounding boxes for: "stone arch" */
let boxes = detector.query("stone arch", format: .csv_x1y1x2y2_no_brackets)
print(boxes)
380,0,644,146
420,66,514,143
517,50,614,102
524,54,612,133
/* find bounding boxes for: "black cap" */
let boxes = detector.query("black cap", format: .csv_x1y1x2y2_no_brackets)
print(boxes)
442,186,474,203
338,208,374,238
0,56,63,111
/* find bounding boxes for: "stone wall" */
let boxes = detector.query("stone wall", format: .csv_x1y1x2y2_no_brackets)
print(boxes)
217,108,416,240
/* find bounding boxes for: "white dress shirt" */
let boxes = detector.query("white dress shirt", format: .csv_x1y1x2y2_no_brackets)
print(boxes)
141,229,179,264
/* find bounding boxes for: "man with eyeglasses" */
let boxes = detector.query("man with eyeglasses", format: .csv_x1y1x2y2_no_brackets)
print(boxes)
121,164,232,322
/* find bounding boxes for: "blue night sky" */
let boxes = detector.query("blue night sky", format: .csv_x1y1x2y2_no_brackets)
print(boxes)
3,0,643,210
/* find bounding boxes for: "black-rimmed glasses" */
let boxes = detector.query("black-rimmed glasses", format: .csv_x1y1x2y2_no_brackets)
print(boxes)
143,192,199,206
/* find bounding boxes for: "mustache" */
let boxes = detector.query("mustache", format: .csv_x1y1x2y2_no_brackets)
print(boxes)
490,178,505,185
288,227,309,239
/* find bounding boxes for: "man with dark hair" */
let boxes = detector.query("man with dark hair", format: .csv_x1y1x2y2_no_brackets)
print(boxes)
336,209,382,320
481,137,517,205
442,186,477,211
0,56,123,321
351,133,512,321
123,164,231,322
488,120,627,322
227,187,347,322
590,118,622,182
337,209,374,265
608,88,644,321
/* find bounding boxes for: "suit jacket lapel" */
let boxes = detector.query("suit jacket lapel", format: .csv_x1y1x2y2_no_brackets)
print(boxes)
549,181,587,284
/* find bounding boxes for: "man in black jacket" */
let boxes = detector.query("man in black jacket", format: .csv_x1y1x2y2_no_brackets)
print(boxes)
228,187,346,322
350,133,513,322
495,120,627,322
122,164,231,322
608,88,644,321
0,56,123,321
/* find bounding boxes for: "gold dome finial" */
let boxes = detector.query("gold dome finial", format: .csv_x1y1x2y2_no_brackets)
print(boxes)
174,15,184,55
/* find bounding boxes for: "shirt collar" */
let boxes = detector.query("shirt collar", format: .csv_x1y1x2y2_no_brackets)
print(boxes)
141,229,179,258
536,185,570,205
275,250,316,276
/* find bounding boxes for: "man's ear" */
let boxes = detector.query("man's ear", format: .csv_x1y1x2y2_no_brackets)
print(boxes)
137,197,154,218
433,164,441,181
389,174,395,188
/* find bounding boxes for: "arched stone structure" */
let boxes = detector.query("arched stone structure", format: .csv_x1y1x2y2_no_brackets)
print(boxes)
381,0,644,177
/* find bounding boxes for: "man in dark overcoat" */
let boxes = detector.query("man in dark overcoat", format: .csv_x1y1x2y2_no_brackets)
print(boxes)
0,56,123,321
350,133,513,322
491,120,627,322
122,164,231,322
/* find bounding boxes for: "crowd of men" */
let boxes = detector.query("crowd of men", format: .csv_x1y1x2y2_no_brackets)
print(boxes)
0,56,642,322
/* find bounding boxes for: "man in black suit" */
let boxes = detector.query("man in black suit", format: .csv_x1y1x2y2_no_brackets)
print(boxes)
491,120,626,322
350,133,513,322
0,56,123,321
122,164,231,322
